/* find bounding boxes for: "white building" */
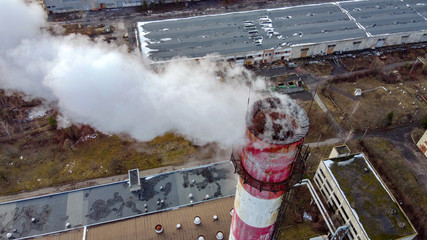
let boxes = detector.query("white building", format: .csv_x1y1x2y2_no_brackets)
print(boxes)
43,0,199,13
416,130,427,158
314,151,417,240
137,0,427,63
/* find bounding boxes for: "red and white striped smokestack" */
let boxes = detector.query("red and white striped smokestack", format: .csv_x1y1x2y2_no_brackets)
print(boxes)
230,97,309,240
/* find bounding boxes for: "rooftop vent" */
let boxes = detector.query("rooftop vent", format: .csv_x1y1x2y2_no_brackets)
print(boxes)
194,216,201,225
198,235,205,240
230,208,234,216
216,231,224,240
176,223,182,229
6,233,12,239
213,215,218,221
155,224,163,234
398,222,406,228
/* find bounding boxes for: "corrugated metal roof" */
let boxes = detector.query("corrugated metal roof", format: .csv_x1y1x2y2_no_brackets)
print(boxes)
85,196,234,240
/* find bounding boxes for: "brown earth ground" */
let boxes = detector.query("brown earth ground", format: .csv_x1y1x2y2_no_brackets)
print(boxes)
318,50,427,131
0,90,229,196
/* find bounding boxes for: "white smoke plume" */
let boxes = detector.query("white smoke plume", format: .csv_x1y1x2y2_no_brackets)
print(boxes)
0,0,269,146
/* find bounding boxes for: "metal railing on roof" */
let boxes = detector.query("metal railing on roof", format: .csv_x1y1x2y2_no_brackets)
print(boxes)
230,144,310,193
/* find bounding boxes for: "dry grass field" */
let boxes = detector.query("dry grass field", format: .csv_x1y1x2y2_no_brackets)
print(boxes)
319,68,427,130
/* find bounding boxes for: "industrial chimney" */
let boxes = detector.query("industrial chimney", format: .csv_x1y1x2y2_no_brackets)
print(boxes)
229,97,310,240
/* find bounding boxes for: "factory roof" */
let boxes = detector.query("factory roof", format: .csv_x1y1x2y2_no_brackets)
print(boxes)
33,181,329,240
137,0,427,61
0,161,236,239
323,153,417,239
33,196,234,240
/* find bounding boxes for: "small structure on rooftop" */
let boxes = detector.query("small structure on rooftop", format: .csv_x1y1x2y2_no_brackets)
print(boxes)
328,145,351,159
128,169,141,192
194,216,201,226
154,224,163,234
216,231,224,240
314,151,417,240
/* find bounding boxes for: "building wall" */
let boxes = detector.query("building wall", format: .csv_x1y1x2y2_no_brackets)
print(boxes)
416,130,427,158
314,162,367,240
44,0,201,13
314,157,417,240
223,47,292,65
207,30,427,66
291,31,427,59
44,0,84,13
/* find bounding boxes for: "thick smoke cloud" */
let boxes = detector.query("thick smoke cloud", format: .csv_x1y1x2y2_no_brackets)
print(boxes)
0,0,267,146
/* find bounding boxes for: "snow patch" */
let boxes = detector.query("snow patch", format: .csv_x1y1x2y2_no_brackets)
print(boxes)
303,211,313,221
28,107,48,120
337,158,355,166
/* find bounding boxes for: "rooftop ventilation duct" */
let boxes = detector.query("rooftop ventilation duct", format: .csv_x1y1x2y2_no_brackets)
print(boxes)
155,224,163,234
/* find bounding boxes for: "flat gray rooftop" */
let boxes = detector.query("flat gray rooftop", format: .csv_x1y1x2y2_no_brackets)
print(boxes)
0,161,236,239
138,0,427,61
325,154,416,239
339,0,427,36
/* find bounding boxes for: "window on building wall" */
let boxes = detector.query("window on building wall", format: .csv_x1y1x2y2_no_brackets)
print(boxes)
326,179,333,191
315,177,321,187
349,222,358,237
324,186,330,195
333,193,340,206
338,210,345,222
401,35,409,43
257,54,262,57
329,199,338,212
320,189,327,198
319,168,326,179
353,41,361,48
341,207,349,220
327,202,335,212
328,44,336,48
347,231,354,240
247,55,253,59
265,54,268,57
